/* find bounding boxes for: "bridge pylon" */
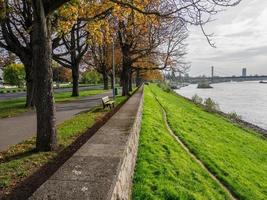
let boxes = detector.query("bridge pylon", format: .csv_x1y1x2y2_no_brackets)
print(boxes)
211,66,214,83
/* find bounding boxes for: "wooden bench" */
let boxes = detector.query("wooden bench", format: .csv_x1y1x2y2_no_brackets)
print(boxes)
101,96,115,109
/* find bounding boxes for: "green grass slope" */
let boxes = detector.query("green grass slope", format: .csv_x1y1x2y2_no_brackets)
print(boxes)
132,87,230,200
150,84,267,200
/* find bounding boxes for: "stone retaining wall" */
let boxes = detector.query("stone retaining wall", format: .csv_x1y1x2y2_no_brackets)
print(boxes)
110,88,144,200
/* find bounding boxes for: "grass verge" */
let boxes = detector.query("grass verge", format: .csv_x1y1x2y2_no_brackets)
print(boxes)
0,94,127,197
0,84,101,93
149,84,267,200
132,86,230,200
0,88,26,94
0,89,105,118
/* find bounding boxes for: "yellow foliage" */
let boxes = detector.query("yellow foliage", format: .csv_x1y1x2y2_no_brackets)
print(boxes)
0,0,6,19
141,70,163,81
56,0,161,46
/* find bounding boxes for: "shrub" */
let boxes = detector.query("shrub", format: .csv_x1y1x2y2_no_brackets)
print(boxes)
204,98,220,112
157,82,171,93
52,66,72,83
81,70,102,84
228,112,242,121
192,94,203,104
3,63,25,87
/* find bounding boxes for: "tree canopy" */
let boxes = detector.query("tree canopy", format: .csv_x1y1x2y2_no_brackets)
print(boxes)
0,0,241,151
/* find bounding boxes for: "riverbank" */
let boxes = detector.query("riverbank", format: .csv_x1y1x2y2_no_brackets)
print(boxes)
180,94,267,139
133,84,267,200
176,81,267,130
132,86,231,199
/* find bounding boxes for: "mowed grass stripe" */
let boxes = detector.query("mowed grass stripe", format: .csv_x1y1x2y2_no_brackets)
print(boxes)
150,84,267,200
132,87,230,200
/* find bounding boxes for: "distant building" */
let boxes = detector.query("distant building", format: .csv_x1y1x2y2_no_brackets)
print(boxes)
242,68,247,77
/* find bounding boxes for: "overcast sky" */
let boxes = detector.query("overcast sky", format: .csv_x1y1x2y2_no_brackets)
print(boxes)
186,0,267,77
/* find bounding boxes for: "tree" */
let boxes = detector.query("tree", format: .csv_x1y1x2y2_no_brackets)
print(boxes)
115,8,169,94
3,63,25,87
81,70,102,84
29,0,109,150
89,42,110,90
53,20,89,96
0,0,241,152
0,0,35,107
141,69,163,81
85,35,112,90
52,65,72,83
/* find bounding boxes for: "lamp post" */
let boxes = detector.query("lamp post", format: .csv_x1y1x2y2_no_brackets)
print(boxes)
112,38,116,99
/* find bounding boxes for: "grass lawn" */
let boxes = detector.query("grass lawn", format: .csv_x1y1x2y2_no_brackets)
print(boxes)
132,87,230,200
0,89,106,118
0,94,127,195
0,84,101,93
149,84,267,200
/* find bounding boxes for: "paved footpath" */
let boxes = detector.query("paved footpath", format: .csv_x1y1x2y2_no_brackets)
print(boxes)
0,91,111,151
30,87,143,200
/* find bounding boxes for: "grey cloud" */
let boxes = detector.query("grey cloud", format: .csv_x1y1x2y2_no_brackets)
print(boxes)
186,0,267,76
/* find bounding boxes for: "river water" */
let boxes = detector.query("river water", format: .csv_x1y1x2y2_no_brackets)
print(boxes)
175,81,267,130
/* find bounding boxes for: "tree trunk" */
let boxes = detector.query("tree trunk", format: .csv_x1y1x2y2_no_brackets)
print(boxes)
103,71,109,90
136,68,141,87
121,66,129,96
25,79,35,108
129,71,133,92
32,0,57,151
121,53,131,96
110,75,114,90
100,64,108,90
72,65,79,97
24,62,35,108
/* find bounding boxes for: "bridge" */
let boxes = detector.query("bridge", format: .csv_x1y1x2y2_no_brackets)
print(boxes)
185,67,267,84
187,75,267,84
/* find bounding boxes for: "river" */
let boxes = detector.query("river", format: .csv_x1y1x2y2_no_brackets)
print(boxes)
175,81,267,130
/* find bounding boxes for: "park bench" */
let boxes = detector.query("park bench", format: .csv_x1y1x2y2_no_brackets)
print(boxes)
101,96,115,109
